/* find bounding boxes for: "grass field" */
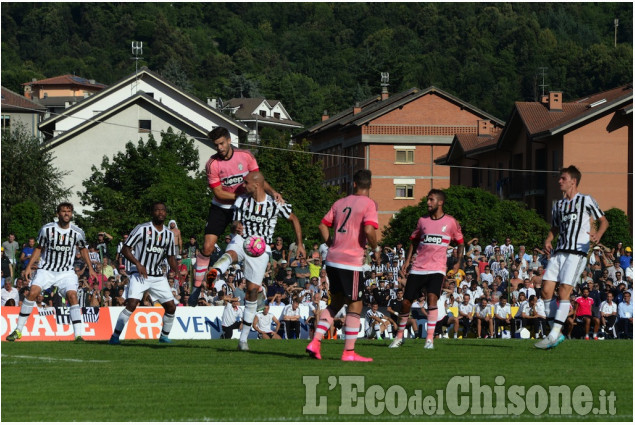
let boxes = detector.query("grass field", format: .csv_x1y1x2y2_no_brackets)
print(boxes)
1,338,632,421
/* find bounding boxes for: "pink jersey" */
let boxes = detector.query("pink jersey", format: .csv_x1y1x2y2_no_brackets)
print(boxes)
206,149,259,209
321,195,378,271
409,214,464,275
575,297,594,316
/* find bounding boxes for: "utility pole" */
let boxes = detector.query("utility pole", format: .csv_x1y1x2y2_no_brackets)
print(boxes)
614,19,619,47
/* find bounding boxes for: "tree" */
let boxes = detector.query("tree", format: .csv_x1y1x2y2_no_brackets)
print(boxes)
1,125,71,236
601,208,633,250
77,129,208,249
382,186,550,250
253,128,341,245
6,201,42,246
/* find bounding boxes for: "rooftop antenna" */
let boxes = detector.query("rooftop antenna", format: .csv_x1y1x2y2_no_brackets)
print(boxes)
131,41,143,93
538,67,548,97
380,72,389,100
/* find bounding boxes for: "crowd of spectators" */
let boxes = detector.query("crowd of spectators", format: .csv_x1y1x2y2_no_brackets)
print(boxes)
2,230,632,340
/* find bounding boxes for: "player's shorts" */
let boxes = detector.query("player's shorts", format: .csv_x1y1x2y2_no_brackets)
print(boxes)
126,273,173,304
403,273,444,301
543,252,587,287
226,235,270,286
326,266,363,301
30,269,78,298
205,203,234,236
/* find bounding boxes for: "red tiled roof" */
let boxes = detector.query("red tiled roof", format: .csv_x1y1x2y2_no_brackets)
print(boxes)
456,132,500,154
1,86,46,111
22,74,106,89
516,84,632,135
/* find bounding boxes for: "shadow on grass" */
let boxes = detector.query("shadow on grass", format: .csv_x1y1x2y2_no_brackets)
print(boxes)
214,346,317,360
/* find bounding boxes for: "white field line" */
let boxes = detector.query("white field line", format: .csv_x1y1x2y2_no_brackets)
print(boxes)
2,354,110,363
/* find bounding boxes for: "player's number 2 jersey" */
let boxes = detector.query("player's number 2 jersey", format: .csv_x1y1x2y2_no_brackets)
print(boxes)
322,195,378,271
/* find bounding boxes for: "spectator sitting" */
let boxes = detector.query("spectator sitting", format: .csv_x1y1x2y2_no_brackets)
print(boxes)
458,294,474,338
1,278,19,306
600,292,618,339
282,299,302,339
253,304,282,339
365,301,391,340
221,299,243,339
474,297,494,338
410,293,428,339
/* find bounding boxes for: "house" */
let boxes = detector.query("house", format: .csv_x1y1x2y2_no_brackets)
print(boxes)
1,86,47,139
22,74,107,117
436,84,633,221
295,85,505,231
222,97,303,143
38,67,249,213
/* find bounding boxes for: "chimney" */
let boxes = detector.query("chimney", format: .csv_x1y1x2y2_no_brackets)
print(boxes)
541,95,549,104
353,102,362,115
321,110,329,121
380,72,390,100
477,120,491,136
548,91,562,111
381,86,389,101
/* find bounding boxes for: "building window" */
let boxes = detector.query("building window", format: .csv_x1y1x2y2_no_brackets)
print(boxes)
259,110,267,117
395,149,414,164
395,185,414,199
1,115,10,132
274,112,280,119
139,120,151,133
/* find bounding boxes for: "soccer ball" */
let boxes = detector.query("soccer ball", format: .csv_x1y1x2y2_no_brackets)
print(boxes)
243,235,267,257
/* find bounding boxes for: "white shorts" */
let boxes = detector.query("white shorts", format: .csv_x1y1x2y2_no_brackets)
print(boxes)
226,235,271,286
126,273,173,304
543,252,587,287
30,269,78,298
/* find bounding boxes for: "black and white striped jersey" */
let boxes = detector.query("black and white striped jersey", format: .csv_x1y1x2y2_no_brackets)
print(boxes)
233,194,292,244
552,193,604,256
125,222,176,276
116,241,134,271
37,222,87,272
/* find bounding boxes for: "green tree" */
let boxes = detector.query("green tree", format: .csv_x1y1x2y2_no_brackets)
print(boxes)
253,128,341,245
6,201,42,246
601,208,633,250
1,125,71,236
77,129,208,248
382,186,550,250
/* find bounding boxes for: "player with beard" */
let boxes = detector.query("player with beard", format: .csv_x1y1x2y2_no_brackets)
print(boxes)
389,189,464,350
6,203,96,341
191,127,283,306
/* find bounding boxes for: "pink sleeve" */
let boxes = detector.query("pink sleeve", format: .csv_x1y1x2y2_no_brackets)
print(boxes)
409,220,421,241
363,199,379,229
207,159,221,188
246,151,259,172
453,218,464,245
321,206,335,228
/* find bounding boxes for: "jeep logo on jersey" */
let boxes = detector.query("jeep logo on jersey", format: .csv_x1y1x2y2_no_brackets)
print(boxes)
146,246,164,255
421,234,444,245
222,175,244,186
562,213,578,222
52,245,72,252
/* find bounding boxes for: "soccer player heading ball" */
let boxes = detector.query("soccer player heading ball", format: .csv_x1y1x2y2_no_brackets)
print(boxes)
207,171,305,351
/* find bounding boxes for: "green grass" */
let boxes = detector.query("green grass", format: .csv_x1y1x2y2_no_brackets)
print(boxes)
1,338,632,421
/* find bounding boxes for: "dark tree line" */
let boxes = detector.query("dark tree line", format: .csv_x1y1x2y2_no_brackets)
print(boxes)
2,3,632,125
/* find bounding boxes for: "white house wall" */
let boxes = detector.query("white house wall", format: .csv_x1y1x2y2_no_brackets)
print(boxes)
50,102,223,214
53,74,240,146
